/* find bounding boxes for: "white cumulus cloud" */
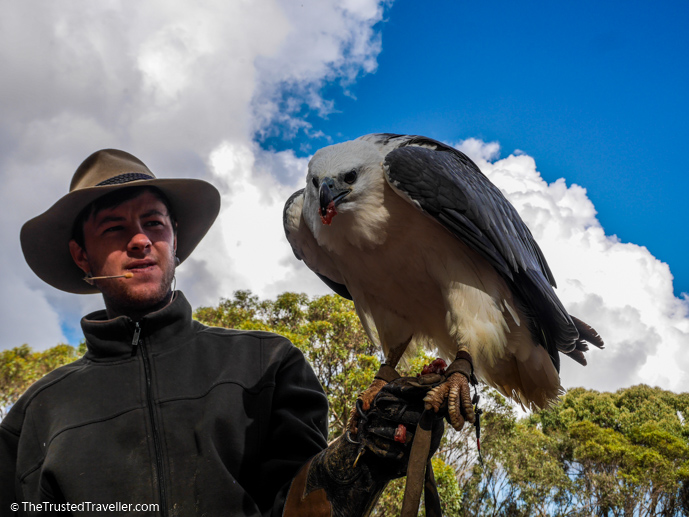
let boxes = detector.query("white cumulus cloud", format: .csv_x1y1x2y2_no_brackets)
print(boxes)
0,0,386,350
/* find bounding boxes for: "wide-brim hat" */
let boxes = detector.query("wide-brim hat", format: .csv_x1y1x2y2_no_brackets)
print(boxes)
21,149,221,294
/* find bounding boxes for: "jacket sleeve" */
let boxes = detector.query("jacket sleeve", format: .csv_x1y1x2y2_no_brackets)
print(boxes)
0,423,19,516
249,342,329,517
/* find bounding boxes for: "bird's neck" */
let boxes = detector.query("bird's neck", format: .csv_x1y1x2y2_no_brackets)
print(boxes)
315,185,391,252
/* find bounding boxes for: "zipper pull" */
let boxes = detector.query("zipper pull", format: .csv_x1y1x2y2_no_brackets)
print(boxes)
131,322,142,357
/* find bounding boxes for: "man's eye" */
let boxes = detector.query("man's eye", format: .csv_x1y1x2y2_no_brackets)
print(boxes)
103,226,123,233
145,220,163,227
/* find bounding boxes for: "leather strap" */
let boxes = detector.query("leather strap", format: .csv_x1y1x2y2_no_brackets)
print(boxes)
454,350,473,367
424,459,442,517
444,352,474,382
400,410,432,517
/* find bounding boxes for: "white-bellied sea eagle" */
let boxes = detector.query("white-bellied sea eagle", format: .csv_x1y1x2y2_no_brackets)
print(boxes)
283,133,604,431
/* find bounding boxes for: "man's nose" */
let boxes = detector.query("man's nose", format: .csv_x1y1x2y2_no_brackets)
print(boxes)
128,229,152,251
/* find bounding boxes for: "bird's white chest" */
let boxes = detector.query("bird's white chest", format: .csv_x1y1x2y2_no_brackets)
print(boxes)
316,185,511,356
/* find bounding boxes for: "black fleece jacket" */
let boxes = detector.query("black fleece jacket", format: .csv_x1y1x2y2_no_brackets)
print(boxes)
0,292,329,516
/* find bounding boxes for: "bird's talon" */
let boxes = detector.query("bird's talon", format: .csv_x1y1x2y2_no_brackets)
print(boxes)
355,399,368,420
437,371,476,431
346,378,387,435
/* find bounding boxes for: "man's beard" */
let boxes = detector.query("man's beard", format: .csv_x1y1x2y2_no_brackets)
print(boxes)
96,259,176,318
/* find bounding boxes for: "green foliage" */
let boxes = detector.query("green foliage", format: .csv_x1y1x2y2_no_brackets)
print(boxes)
433,456,464,515
427,383,689,517
528,385,689,516
0,343,81,419
454,384,689,516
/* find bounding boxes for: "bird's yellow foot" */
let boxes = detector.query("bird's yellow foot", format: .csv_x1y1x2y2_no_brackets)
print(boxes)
423,354,476,431
347,378,388,436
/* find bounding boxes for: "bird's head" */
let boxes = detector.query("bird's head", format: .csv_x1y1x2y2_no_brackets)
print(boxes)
304,139,385,229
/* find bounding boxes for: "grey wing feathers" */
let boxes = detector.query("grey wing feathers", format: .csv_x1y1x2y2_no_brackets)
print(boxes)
368,134,556,285
315,273,352,300
380,135,580,369
283,189,352,299
283,189,306,261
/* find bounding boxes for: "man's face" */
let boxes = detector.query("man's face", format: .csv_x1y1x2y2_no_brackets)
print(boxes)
69,190,177,317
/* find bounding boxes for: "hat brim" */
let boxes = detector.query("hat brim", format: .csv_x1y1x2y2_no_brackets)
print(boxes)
21,178,221,294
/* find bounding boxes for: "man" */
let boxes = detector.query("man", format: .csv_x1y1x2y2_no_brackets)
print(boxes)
1,149,445,516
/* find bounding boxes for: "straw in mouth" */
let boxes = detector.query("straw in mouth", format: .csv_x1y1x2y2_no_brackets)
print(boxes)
83,272,134,285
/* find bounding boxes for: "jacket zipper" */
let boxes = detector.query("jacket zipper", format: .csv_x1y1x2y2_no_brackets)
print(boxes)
135,323,168,516
131,322,142,356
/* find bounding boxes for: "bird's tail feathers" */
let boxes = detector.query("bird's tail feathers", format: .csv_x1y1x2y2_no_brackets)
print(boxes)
481,351,564,411
515,269,582,372
563,316,604,366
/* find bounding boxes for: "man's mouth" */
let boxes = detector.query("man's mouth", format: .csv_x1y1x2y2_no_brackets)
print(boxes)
126,260,157,272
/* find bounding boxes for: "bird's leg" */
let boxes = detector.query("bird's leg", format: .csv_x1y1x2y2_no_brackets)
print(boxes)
347,338,410,436
423,350,476,431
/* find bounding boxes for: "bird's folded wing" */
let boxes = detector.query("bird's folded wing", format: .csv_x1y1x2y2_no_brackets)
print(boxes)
283,189,352,300
382,139,579,356
383,140,552,285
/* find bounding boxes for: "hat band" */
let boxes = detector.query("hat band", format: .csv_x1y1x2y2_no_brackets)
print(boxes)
96,172,155,186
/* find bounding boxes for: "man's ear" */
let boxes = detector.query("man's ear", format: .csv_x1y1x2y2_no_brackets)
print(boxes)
69,240,90,275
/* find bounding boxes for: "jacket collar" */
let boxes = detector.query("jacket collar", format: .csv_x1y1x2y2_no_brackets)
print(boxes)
81,291,195,360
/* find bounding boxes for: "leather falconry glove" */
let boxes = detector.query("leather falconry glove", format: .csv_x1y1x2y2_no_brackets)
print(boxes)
283,375,445,517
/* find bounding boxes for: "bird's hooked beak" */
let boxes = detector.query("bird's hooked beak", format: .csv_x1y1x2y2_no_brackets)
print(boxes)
319,177,351,225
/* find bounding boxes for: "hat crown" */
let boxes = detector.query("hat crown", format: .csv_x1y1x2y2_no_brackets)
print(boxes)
70,149,156,192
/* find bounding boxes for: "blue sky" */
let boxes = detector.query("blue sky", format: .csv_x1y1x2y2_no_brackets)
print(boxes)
262,0,689,299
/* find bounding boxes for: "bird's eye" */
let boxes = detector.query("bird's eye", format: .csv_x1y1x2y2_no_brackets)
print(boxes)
343,170,357,184
312,177,319,188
